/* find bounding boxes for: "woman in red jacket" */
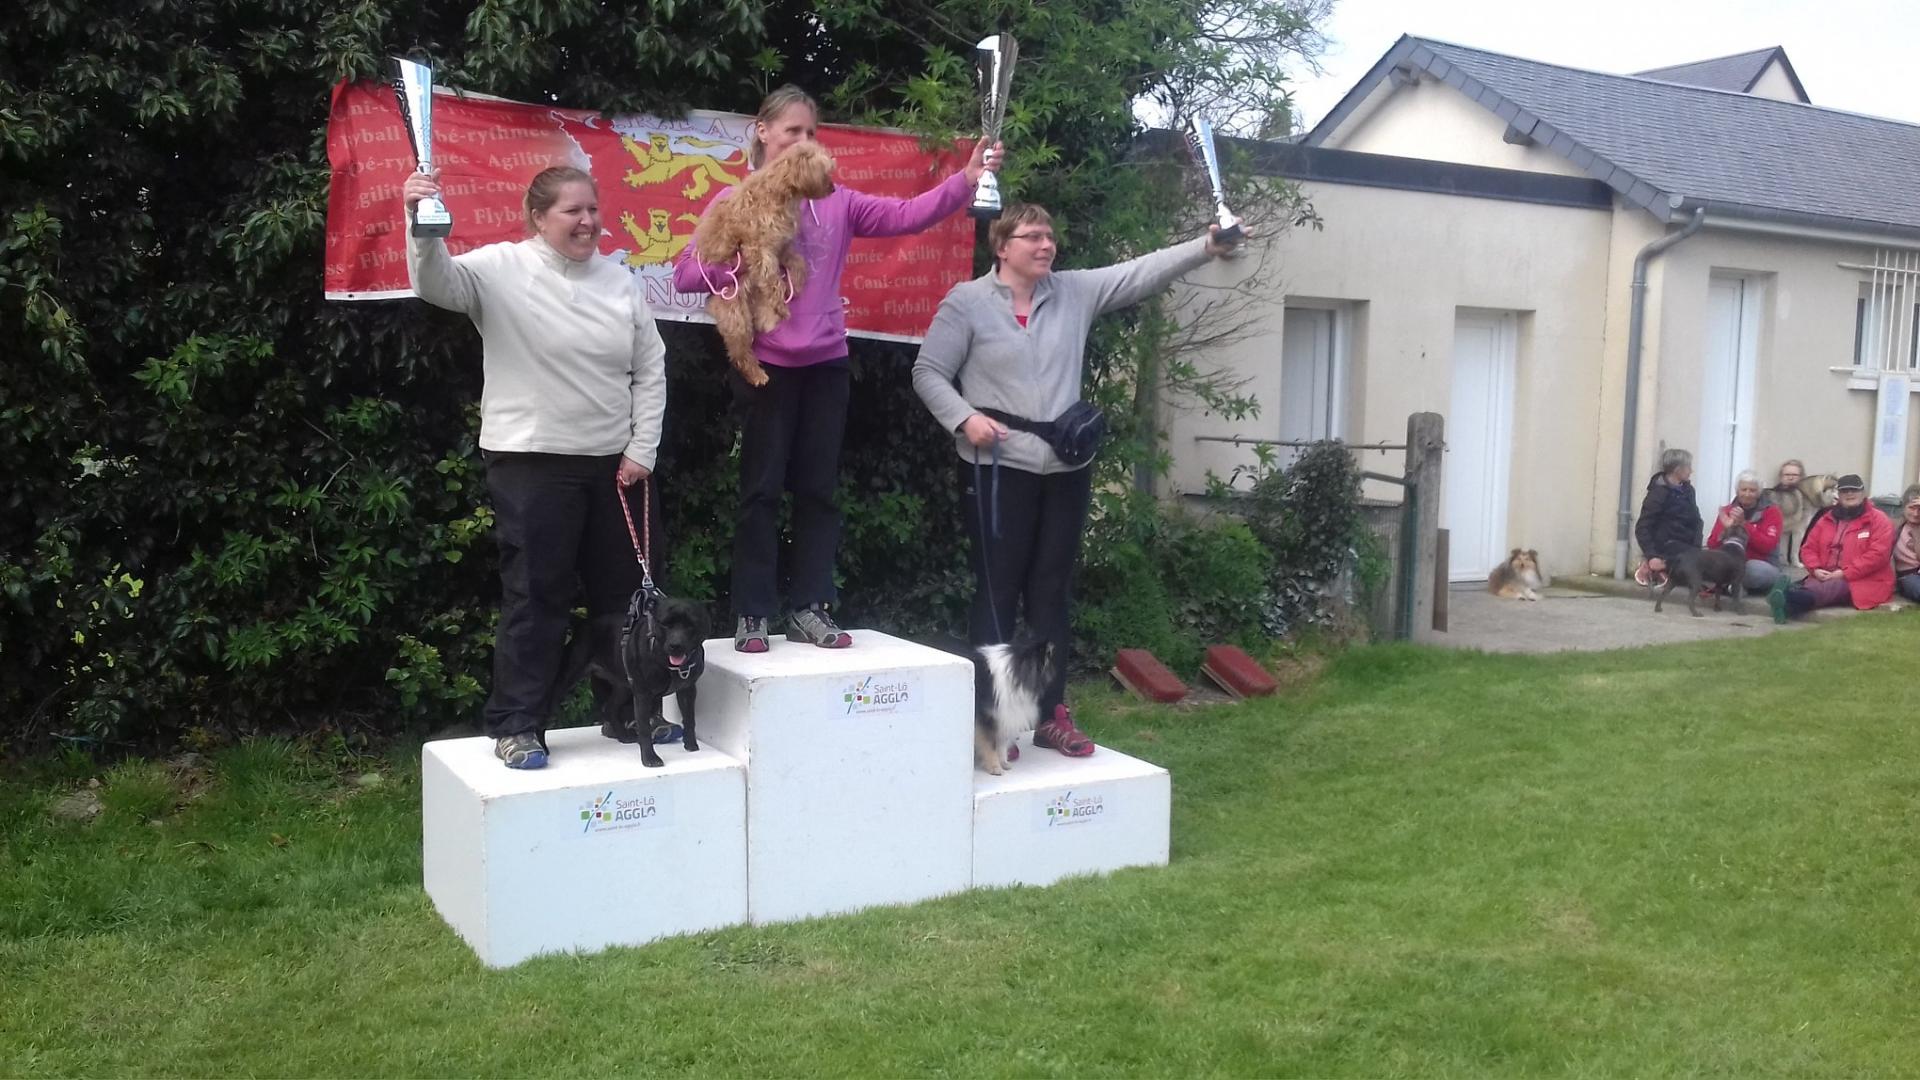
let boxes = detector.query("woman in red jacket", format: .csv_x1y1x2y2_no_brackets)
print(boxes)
1706,471,1783,592
1780,474,1894,618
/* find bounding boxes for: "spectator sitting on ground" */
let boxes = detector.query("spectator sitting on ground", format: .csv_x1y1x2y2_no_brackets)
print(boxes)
1633,447,1702,586
1893,484,1920,603
1707,470,1783,593
1772,457,1816,564
1777,474,1894,619
1774,459,1805,494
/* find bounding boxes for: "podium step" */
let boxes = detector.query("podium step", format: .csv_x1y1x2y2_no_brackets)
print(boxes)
972,734,1171,890
422,726,746,967
697,630,976,924
421,631,1177,964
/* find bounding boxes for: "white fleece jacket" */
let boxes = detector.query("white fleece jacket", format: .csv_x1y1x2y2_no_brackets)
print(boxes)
407,234,668,469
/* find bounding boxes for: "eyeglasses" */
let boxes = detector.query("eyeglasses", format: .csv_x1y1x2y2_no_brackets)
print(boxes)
1009,231,1055,243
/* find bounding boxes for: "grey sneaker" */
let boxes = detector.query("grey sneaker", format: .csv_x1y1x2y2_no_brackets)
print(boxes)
494,732,548,769
788,604,852,648
734,615,770,653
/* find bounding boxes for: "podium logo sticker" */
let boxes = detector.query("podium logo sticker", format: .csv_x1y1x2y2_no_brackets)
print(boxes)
1042,789,1106,829
579,789,669,834
842,675,919,716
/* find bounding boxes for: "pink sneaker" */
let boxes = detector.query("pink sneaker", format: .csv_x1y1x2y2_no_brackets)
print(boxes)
1032,704,1094,757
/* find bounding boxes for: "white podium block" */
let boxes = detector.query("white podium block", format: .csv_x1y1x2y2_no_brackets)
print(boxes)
972,735,1171,890
422,726,746,967
697,630,975,924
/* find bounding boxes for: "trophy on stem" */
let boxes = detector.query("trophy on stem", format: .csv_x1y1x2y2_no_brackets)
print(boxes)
391,56,453,238
1184,116,1243,247
969,33,1019,219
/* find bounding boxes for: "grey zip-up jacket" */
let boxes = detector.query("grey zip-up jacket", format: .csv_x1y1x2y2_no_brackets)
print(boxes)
912,237,1214,474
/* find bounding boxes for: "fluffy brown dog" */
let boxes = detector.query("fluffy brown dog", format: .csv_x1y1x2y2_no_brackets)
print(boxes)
1487,548,1546,601
691,142,836,386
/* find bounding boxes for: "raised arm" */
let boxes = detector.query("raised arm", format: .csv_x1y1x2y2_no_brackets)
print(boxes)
406,232,487,315
846,170,972,238
401,169,484,314
1071,236,1214,316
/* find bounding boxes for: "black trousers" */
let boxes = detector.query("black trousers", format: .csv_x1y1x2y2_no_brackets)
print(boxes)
731,359,850,618
958,458,1093,717
483,452,663,739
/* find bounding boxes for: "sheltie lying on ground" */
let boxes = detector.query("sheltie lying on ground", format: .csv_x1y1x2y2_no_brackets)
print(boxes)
1487,548,1547,601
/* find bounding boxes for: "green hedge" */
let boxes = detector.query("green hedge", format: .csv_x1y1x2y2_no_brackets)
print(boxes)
0,0,1323,753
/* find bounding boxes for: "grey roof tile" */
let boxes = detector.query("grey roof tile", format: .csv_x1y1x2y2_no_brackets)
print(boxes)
1410,38,1920,235
1634,48,1779,93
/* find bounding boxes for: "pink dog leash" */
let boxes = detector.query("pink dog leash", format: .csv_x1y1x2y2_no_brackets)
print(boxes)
696,252,742,301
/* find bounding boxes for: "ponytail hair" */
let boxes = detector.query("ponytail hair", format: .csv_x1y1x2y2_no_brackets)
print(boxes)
748,85,819,168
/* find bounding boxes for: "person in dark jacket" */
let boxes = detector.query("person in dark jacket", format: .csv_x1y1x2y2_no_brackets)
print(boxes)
1633,447,1702,586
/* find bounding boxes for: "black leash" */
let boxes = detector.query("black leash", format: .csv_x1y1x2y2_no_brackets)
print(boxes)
973,439,1006,643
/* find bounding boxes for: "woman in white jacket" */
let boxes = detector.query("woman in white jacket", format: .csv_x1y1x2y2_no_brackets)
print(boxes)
403,166,667,770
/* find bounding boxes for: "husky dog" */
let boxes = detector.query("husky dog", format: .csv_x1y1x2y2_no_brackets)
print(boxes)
973,638,1059,775
1487,548,1547,601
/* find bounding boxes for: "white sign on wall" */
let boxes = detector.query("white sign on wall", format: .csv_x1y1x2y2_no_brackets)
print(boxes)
1870,373,1911,500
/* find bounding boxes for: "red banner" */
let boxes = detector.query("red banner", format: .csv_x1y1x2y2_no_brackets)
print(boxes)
323,81,974,342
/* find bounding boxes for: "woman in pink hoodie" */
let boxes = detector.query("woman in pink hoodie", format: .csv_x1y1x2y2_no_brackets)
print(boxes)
674,85,999,653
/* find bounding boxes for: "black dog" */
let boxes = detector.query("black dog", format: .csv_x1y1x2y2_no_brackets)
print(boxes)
1655,521,1748,618
562,595,708,767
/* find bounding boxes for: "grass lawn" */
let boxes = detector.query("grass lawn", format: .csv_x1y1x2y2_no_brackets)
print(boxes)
4,615,1919,1076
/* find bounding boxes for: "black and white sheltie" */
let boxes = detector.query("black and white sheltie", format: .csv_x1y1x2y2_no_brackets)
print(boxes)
972,638,1059,775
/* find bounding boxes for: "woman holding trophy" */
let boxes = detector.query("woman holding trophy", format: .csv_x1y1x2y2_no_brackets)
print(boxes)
911,207,1244,757
400,159,668,771
672,85,1003,655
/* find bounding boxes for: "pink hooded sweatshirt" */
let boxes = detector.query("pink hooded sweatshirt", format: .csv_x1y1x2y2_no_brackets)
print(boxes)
672,170,971,368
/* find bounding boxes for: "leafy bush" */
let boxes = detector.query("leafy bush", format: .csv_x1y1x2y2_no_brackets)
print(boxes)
1075,495,1268,674
1242,441,1372,636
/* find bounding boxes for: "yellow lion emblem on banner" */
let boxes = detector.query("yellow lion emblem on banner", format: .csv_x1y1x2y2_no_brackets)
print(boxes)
619,208,701,267
620,133,748,200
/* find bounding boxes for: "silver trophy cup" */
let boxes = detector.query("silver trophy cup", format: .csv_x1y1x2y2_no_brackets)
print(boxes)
969,33,1019,220
391,57,453,238
1184,117,1242,247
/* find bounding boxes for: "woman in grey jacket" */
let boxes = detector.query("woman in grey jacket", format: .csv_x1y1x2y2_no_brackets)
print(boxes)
913,205,1241,756
404,165,668,770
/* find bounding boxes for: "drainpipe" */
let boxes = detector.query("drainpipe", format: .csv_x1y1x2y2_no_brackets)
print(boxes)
1613,206,1706,579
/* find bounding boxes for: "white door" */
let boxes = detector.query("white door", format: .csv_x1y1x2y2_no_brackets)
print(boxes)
1696,276,1757,513
1445,312,1516,581
1279,308,1342,466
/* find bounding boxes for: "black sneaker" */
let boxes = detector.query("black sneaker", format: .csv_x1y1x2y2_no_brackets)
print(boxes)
787,604,852,648
494,732,548,770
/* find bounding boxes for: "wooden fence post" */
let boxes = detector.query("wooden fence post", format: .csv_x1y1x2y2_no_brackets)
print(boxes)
1404,412,1445,642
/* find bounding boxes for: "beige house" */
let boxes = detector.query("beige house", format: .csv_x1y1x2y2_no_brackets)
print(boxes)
1167,38,1920,579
